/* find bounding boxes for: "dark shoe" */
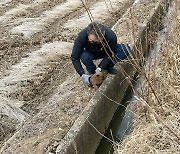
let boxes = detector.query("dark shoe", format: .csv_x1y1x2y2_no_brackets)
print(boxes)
106,67,118,74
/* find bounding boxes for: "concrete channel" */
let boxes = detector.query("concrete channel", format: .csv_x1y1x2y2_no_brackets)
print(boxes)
0,0,171,153
55,0,171,153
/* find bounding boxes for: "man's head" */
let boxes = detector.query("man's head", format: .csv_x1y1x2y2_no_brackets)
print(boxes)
87,22,105,44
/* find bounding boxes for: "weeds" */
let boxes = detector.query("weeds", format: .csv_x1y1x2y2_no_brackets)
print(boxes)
114,0,180,153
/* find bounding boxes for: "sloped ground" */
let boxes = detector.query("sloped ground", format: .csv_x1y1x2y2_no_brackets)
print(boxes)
1,0,176,153
114,0,180,153
0,0,133,152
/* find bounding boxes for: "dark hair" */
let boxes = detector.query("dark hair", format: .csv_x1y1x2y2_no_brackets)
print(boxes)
87,22,105,39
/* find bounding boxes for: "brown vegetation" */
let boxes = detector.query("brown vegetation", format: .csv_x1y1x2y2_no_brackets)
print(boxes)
114,1,180,153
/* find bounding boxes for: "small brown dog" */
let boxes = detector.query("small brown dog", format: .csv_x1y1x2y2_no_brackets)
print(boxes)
90,71,106,89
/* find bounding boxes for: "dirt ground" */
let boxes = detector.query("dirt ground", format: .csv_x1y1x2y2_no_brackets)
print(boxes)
1,0,178,154
0,0,133,153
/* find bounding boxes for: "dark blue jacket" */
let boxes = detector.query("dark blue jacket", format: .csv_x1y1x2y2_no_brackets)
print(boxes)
71,25,118,76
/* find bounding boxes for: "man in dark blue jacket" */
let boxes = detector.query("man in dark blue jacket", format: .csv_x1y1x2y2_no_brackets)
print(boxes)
71,22,131,86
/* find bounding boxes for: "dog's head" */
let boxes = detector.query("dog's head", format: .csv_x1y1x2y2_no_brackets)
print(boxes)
90,71,106,89
94,71,105,80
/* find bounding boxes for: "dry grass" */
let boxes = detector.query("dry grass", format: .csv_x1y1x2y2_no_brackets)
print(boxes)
114,1,180,153
1,0,179,153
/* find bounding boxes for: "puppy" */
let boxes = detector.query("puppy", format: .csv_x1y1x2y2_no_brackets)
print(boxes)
90,71,106,89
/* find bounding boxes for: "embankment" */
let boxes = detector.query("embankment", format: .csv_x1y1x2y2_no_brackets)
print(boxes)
0,0,172,153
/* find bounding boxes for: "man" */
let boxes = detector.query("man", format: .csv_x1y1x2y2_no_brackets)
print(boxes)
71,22,131,86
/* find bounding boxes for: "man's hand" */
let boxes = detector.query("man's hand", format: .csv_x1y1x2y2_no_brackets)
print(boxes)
81,74,91,86
95,67,102,73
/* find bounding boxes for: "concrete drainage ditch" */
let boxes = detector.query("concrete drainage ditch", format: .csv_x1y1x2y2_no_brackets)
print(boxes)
55,0,171,153
96,12,170,153
0,0,172,153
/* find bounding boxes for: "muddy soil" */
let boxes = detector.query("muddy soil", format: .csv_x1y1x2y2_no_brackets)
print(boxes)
0,0,133,152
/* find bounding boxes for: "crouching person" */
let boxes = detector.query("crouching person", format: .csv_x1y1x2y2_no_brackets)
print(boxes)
71,21,131,87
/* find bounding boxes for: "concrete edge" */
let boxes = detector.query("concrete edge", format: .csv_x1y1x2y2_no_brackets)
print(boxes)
55,0,171,154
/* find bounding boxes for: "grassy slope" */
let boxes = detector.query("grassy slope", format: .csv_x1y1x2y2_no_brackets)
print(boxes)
114,1,180,153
